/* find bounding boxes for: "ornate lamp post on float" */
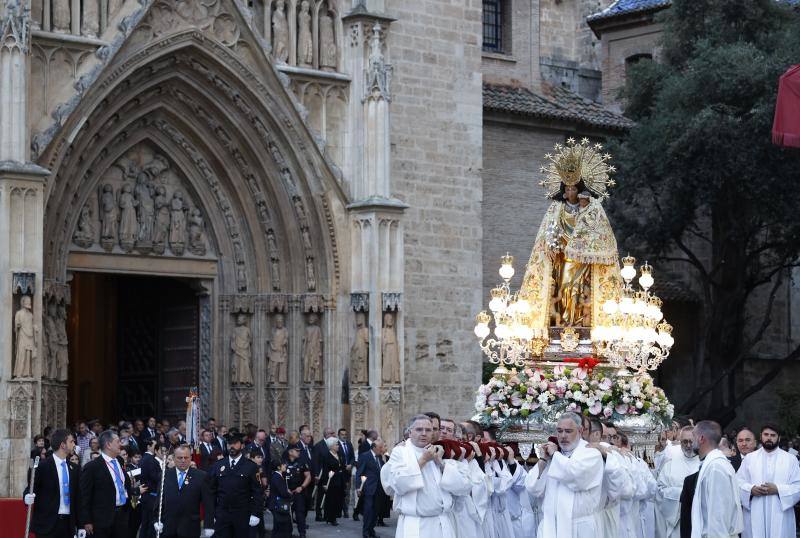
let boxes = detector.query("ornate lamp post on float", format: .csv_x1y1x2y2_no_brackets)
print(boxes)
473,138,675,460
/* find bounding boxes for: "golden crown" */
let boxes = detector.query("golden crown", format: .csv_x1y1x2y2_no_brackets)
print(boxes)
539,138,616,199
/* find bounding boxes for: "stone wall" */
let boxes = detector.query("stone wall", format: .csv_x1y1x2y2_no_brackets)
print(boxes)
385,0,484,423
481,0,540,87
597,22,663,110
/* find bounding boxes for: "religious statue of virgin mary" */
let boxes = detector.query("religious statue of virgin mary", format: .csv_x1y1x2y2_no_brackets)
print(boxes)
520,138,622,332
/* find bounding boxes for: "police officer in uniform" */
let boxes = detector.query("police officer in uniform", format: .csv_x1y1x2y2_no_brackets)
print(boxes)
284,445,312,538
206,433,263,538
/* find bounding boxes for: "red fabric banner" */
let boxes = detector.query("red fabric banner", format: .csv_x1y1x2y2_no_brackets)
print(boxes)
773,64,800,148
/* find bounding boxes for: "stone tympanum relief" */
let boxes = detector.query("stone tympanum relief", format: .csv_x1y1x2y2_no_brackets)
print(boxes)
13,296,37,379
267,313,289,384
231,313,254,385
43,300,69,382
72,146,213,258
350,311,368,384
381,312,400,384
302,312,323,383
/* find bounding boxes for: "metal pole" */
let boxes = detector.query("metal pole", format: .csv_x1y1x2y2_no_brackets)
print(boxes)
24,456,40,538
155,455,167,537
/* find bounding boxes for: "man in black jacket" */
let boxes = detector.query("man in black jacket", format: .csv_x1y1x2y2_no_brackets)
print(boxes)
337,428,355,518
356,439,385,538
138,439,164,538
198,430,217,470
679,470,699,538
312,427,335,520
79,430,135,538
206,433,263,538
153,445,214,538
24,429,81,538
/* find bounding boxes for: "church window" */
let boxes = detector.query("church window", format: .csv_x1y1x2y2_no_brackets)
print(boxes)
483,0,506,53
625,53,653,74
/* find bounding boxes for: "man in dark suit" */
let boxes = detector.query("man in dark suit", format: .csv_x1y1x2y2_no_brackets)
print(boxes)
356,439,385,538
312,427,335,521
141,417,158,443
358,430,378,455
139,439,164,538
206,433,263,538
245,429,271,479
679,470,699,538
24,429,81,538
198,430,217,471
79,430,135,538
153,445,214,538
337,428,355,518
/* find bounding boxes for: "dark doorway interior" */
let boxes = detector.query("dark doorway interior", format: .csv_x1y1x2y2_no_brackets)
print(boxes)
67,273,199,426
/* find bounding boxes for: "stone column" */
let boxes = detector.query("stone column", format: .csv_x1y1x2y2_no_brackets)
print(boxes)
0,2,50,498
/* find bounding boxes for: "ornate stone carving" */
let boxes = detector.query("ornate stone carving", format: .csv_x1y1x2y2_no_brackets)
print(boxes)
302,312,323,384
82,0,99,37
43,300,68,381
51,1,70,33
153,186,170,253
134,168,156,251
99,183,119,251
381,312,400,384
297,0,312,67
13,295,36,379
1,0,30,51
9,383,33,438
268,294,289,314
382,292,402,312
169,191,188,255
231,388,254,431
267,313,288,384
40,381,67,430
267,229,281,291
188,208,208,256
350,388,369,433
199,295,212,420
365,23,392,101
118,183,138,252
12,272,35,295
306,257,316,291
381,387,401,445
231,313,254,385
302,294,324,313
351,293,369,312
271,0,289,63
72,206,94,248
319,7,337,71
350,312,369,384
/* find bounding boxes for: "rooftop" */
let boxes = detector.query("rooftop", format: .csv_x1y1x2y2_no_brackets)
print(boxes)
587,0,671,23
483,82,634,131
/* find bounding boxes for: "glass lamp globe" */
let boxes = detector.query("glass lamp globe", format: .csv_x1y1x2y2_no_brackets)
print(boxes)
489,297,504,313
499,264,515,281
474,323,490,339
639,272,654,290
495,323,510,339
620,264,636,282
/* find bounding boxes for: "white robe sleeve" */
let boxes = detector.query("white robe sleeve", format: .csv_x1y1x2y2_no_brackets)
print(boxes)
704,465,742,535
775,457,800,512
491,461,513,495
656,460,682,502
547,448,604,492
469,460,491,522
510,463,527,494
441,460,472,497
382,445,424,496
607,451,635,502
736,454,754,510
525,461,547,500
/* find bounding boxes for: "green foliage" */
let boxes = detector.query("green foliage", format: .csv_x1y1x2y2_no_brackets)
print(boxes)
607,0,800,420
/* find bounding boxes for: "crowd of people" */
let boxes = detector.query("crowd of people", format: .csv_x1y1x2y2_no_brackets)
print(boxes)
21,411,800,538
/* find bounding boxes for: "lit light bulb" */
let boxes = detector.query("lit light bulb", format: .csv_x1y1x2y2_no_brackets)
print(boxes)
639,272,654,290
474,323,490,339
495,323,510,339
489,297,504,313
499,263,515,281
620,260,636,281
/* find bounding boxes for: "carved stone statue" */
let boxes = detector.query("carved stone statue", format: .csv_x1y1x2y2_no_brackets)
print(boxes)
135,171,155,249
297,0,313,67
44,301,59,379
188,208,207,256
31,0,42,29
272,0,290,64
301,228,312,251
306,257,316,291
99,183,119,251
118,183,139,252
152,185,170,254
82,0,100,37
381,312,400,384
13,296,36,378
55,303,69,382
350,312,369,384
302,313,323,383
108,0,124,18
230,314,254,385
73,206,94,248
267,314,289,384
384,405,396,445
52,0,70,33
319,9,337,71
169,190,187,255
267,230,281,290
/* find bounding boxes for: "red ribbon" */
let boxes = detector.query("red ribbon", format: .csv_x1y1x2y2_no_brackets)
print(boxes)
564,357,600,375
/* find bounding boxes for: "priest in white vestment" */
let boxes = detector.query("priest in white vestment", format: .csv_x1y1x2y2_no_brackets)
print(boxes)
526,412,604,538
586,420,633,537
490,453,515,538
380,414,470,538
655,426,699,538
504,455,535,538
450,445,486,538
736,424,800,538
689,420,743,538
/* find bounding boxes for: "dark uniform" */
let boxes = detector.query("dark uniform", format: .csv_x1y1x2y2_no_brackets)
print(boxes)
207,455,263,538
285,458,310,537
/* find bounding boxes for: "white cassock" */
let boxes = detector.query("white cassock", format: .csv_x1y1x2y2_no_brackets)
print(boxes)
526,439,604,537
490,460,515,538
654,443,683,476
505,462,535,538
598,448,634,537
380,440,468,538
451,459,484,538
635,459,657,538
736,447,800,538
482,462,498,538
618,454,643,538
655,451,699,538
690,448,743,538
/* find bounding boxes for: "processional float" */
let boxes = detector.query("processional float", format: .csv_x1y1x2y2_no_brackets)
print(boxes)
473,138,675,461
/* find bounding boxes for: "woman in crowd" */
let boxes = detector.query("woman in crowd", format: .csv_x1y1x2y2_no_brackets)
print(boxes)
320,436,346,526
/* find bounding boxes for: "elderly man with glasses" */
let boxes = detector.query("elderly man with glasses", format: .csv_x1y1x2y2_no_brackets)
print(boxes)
655,426,700,538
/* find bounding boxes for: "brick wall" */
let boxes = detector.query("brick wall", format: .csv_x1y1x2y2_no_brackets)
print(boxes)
599,23,663,109
386,0,485,423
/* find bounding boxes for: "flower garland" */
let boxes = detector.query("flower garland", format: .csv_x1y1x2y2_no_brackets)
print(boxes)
475,362,674,428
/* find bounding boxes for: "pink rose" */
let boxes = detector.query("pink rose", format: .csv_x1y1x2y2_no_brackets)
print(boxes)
615,403,629,415
553,365,565,376
589,402,602,415
575,368,587,380
603,407,613,418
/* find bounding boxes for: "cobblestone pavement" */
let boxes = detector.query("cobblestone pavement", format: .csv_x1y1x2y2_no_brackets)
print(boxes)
263,510,397,537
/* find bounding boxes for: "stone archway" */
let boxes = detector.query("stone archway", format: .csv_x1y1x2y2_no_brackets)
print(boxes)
37,27,351,435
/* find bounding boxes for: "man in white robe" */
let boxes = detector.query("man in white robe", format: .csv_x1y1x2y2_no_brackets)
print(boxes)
655,426,699,538
590,421,633,537
489,453,514,538
736,424,800,538
526,412,604,537
450,444,485,538
504,452,534,538
380,414,469,538
689,420,743,538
